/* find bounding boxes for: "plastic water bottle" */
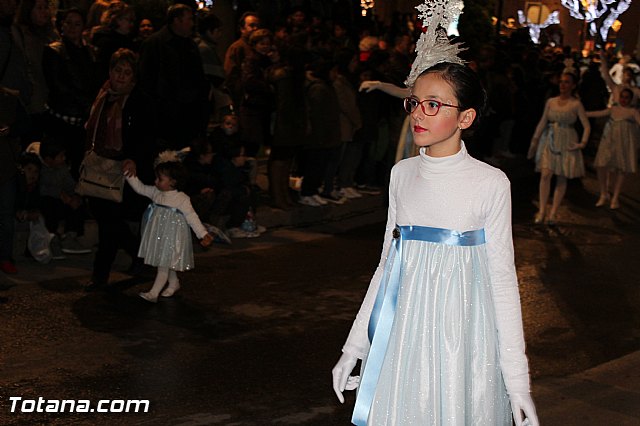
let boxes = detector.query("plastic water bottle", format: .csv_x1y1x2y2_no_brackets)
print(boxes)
241,208,257,233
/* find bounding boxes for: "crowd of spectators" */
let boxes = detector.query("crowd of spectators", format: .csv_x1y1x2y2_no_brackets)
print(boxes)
0,0,639,278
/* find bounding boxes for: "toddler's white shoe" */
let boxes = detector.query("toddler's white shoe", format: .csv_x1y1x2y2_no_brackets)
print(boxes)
161,284,180,297
139,292,158,303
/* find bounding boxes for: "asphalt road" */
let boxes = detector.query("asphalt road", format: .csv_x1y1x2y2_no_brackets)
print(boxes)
1,159,640,425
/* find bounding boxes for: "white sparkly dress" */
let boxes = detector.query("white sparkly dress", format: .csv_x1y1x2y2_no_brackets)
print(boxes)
126,176,208,271
343,143,531,425
532,97,590,179
590,106,640,173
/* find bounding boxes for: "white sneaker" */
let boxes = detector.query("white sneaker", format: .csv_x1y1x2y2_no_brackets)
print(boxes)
227,227,259,238
356,185,382,195
340,187,362,199
319,192,347,204
312,194,329,205
298,195,322,207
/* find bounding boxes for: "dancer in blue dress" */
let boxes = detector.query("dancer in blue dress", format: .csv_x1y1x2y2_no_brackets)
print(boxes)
527,72,590,225
331,2,538,425
587,88,640,209
126,158,213,303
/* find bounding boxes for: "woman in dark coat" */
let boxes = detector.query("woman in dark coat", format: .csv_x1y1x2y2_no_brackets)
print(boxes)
239,29,277,158
84,48,158,290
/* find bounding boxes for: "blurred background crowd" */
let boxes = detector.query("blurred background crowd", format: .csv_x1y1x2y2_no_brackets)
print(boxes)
0,0,638,279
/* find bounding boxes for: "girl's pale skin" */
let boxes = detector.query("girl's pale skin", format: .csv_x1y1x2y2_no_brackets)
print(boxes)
154,172,175,192
409,72,476,157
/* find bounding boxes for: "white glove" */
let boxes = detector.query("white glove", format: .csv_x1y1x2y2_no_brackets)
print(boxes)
510,393,539,426
331,352,359,403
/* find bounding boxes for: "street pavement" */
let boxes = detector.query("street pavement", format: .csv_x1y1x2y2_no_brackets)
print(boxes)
1,154,639,425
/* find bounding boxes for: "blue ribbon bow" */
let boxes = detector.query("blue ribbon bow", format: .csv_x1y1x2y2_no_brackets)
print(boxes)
351,225,485,426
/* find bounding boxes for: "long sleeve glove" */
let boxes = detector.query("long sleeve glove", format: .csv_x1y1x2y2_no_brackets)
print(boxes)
510,393,539,426
331,352,359,403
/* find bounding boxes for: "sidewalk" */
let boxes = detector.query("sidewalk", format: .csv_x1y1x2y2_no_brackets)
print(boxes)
5,185,388,286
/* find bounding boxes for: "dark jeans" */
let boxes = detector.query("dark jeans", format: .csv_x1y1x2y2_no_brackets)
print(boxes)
337,140,365,189
0,176,16,261
300,147,331,197
322,144,344,195
88,197,140,283
40,196,84,236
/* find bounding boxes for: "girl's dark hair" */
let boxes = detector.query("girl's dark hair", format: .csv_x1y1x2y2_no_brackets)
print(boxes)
420,62,487,126
39,141,66,160
620,88,634,98
155,161,188,191
60,7,85,24
20,152,42,169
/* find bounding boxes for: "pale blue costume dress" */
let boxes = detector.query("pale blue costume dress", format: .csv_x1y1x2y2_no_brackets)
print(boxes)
343,143,531,425
590,105,640,173
532,97,590,179
126,176,208,271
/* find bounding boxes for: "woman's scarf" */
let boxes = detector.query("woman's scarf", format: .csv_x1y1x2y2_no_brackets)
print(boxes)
85,80,130,151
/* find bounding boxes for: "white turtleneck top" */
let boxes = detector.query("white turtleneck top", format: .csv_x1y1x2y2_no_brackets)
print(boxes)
342,142,531,396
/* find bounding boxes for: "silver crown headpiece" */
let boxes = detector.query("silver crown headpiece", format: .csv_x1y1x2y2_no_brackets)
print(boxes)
405,0,466,88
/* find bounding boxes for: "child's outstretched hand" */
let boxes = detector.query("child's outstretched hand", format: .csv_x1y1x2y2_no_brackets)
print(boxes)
200,233,214,248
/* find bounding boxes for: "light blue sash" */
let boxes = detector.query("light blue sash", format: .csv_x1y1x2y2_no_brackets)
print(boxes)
141,203,184,231
351,225,486,426
143,203,182,219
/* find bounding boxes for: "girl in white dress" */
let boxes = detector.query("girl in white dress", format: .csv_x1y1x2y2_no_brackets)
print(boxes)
332,62,538,426
527,72,590,224
125,160,213,303
587,88,640,209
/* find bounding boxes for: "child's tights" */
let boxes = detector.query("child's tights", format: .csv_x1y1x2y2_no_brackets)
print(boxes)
148,266,179,297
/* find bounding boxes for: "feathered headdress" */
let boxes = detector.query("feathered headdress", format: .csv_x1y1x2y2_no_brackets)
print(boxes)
405,0,466,88
154,148,191,167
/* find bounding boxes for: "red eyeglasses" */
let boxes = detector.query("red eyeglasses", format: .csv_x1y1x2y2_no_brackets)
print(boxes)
403,96,461,116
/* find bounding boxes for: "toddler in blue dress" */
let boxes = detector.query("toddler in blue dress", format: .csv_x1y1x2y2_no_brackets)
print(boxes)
126,160,213,303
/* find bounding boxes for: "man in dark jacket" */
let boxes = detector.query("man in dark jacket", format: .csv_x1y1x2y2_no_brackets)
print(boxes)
138,3,208,150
